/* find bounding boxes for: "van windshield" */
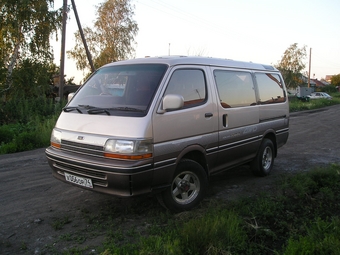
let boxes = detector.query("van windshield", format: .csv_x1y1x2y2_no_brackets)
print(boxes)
67,64,168,116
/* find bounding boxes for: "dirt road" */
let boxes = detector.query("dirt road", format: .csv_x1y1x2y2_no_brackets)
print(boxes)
1,104,340,254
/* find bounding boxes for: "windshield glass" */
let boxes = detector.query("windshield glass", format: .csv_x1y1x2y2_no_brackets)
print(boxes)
68,64,168,116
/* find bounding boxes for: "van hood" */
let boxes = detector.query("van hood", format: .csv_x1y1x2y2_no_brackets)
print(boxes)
55,112,152,139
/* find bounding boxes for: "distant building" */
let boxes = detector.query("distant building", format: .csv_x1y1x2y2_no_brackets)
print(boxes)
301,75,316,88
311,78,328,88
319,79,331,86
299,74,331,89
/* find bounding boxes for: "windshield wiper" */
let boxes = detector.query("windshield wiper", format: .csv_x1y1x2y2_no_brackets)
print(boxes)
114,107,144,112
79,104,111,114
87,107,144,115
87,106,144,113
78,104,96,109
63,106,83,113
69,105,144,115
87,108,111,115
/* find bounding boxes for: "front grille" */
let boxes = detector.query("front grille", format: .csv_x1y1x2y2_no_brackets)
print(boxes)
61,139,103,157
56,140,108,187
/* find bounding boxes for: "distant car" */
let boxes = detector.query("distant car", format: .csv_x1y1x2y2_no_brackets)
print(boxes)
308,92,332,100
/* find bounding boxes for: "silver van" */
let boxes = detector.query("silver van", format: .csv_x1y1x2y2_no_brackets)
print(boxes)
46,56,289,212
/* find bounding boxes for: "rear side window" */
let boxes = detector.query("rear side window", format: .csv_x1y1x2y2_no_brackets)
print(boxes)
164,69,206,107
255,73,286,104
214,70,256,108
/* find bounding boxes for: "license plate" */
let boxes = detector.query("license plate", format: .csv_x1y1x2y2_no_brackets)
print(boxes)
64,172,93,188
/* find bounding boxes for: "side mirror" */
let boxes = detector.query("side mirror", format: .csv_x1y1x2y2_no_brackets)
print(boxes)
67,92,75,102
158,94,184,113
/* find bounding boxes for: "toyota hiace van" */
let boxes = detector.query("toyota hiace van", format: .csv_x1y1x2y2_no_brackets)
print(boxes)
46,56,289,212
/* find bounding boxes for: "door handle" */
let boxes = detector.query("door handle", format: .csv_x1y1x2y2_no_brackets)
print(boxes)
205,113,213,118
223,114,228,127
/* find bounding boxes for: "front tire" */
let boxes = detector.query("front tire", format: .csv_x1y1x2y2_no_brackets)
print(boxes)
159,159,208,212
251,138,275,177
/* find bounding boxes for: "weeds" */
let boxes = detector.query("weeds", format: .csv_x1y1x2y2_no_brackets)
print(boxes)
20,242,27,250
52,216,71,230
98,164,340,255
289,92,340,112
0,98,63,154
284,217,340,255
16,164,339,254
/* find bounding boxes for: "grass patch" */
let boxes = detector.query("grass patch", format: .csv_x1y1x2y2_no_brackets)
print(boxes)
289,92,340,112
95,164,340,255
52,216,71,230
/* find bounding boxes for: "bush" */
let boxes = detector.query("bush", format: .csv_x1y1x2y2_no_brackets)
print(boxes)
0,99,62,154
0,96,59,125
0,124,15,144
322,85,337,93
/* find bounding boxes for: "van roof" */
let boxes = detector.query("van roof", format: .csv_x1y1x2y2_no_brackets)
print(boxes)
103,56,278,71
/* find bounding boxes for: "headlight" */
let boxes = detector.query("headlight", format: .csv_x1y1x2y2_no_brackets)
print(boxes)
104,139,153,160
50,129,62,149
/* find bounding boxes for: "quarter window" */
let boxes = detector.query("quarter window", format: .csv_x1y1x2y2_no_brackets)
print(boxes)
164,69,206,107
255,73,286,104
214,70,256,108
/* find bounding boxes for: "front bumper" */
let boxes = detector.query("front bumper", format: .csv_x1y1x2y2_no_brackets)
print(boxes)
45,146,154,197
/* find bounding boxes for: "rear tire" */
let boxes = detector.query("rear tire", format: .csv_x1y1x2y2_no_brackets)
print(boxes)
159,159,208,212
251,138,274,177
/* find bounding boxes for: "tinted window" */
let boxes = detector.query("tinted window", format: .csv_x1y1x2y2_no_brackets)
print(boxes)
164,69,206,107
214,70,256,108
255,73,286,104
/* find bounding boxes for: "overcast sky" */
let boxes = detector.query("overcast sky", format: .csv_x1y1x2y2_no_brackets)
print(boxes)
52,0,340,84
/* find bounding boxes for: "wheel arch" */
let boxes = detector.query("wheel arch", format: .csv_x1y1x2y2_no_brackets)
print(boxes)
262,131,277,157
176,145,209,176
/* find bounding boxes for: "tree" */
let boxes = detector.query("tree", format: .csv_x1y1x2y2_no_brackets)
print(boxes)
331,74,340,87
275,43,307,88
0,0,62,98
67,0,138,78
11,59,58,99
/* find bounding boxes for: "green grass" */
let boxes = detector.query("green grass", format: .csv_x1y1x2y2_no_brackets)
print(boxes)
90,164,340,255
52,216,71,230
289,92,340,112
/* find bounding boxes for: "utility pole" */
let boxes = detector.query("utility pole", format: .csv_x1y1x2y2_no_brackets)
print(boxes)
59,0,96,102
70,0,96,73
308,48,312,88
59,0,67,101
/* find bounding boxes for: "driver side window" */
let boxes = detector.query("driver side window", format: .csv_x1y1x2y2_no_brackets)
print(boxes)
164,69,207,108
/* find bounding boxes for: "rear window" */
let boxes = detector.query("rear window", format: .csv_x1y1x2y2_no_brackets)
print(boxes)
255,73,286,104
